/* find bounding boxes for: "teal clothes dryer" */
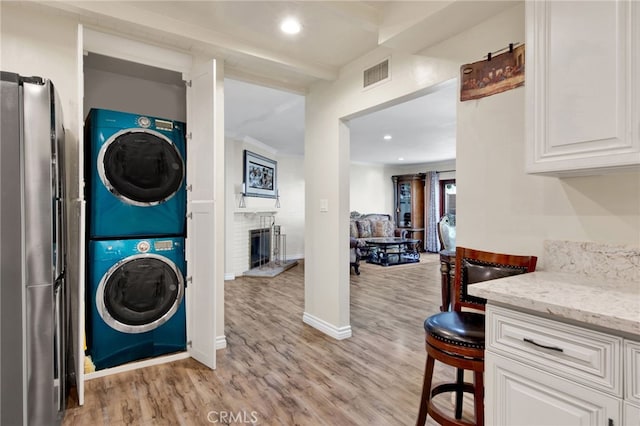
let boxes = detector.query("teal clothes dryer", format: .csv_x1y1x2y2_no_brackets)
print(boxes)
87,237,187,370
85,108,186,239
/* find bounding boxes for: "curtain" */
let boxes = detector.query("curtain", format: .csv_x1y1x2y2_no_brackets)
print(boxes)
425,171,439,252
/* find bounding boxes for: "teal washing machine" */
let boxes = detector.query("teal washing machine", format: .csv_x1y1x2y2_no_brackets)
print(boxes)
85,108,186,239
87,237,187,370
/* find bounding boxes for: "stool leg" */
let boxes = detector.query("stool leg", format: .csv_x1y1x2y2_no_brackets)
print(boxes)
474,370,484,426
454,368,464,419
417,355,435,426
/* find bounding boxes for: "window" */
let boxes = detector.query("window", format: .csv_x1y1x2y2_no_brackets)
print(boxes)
439,179,456,219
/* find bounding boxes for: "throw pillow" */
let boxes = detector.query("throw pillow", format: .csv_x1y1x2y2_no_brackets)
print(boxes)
350,220,359,238
356,220,372,238
371,219,394,237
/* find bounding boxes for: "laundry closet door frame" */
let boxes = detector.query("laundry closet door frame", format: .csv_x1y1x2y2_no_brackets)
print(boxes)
76,25,218,405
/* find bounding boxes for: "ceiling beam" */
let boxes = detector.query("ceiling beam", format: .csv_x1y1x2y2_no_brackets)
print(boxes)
311,2,382,34
48,1,339,81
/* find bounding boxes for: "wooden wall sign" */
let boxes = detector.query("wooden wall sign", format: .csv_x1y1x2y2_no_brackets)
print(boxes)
460,43,525,101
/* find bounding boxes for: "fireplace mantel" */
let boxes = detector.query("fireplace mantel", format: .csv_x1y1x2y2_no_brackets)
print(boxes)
233,210,278,217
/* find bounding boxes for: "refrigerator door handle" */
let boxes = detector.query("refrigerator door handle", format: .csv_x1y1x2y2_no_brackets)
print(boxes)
54,277,63,412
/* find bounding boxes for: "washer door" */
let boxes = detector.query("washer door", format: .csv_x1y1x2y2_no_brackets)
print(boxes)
96,254,184,333
98,128,184,206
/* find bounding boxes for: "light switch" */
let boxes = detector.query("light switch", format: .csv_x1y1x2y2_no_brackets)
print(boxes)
320,199,329,212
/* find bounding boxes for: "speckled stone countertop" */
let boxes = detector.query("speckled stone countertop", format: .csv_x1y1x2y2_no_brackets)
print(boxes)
468,240,640,337
468,270,640,337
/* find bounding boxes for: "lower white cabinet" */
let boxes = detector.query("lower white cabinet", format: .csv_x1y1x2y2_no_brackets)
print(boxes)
486,352,621,425
625,402,640,425
484,304,640,426
625,340,640,425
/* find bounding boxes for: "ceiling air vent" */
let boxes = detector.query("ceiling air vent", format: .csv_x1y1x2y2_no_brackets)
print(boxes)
363,59,389,88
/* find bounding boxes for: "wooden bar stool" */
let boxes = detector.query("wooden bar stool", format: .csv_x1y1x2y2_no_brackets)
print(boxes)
417,247,537,426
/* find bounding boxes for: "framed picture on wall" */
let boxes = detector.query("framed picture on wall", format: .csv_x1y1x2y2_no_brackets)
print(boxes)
243,150,277,198
460,43,525,101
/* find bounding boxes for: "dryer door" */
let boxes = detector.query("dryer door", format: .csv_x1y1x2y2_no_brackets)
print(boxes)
98,129,184,206
96,254,184,334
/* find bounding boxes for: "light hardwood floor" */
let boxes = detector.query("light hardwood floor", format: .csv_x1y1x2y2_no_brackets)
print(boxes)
63,255,470,425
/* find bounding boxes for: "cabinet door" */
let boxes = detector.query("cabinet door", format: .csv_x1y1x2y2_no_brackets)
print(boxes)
185,59,217,370
486,351,622,426
393,175,425,228
626,340,640,404
625,403,640,425
526,0,640,174
410,178,424,229
398,181,412,227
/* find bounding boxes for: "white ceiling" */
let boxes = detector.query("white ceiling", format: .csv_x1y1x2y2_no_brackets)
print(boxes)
347,80,457,165
224,77,457,165
42,0,516,164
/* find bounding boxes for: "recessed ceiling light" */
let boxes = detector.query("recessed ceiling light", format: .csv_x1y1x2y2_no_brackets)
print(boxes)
383,134,392,140
280,18,301,35
398,157,404,161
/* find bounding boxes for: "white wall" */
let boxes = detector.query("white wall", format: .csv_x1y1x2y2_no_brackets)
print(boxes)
349,160,456,218
304,2,640,334
83,67,186,122
349,163,391,215
1,4,80,193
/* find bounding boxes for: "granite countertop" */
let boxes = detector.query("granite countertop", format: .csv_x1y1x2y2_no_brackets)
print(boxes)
468,270,640,337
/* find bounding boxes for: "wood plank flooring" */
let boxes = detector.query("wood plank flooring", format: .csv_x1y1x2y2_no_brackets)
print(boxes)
63,255,472,425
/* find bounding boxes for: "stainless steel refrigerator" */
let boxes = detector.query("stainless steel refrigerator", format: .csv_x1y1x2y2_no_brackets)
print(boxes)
1,72,70,425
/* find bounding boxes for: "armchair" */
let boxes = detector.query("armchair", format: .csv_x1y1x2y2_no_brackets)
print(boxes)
350,237,361,275
437,214,456,312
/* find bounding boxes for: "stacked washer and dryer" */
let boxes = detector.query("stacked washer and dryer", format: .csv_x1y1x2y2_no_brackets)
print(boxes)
85,109,188,370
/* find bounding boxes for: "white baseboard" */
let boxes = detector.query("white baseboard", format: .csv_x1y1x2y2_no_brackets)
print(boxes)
224,272,235,281
302,312,352,340
84,336,226,380
84,351,191,380
216,335,227,349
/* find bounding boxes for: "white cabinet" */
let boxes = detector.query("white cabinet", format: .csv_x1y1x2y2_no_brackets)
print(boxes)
626,340,640,424
486,352,621,425
525,0,640,175
484,305,640,426
626,403,640,425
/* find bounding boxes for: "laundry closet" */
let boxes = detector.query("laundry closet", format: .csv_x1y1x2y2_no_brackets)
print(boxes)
75,27,220,404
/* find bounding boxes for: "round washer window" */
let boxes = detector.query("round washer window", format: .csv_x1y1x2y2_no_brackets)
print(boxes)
99,129,184,206
97,254,184,334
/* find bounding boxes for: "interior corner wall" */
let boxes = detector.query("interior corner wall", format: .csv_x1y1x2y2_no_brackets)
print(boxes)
305,38,459,329
421,2,640,262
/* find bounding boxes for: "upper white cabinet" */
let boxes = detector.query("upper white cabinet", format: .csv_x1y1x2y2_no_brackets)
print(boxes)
526,0,640,175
